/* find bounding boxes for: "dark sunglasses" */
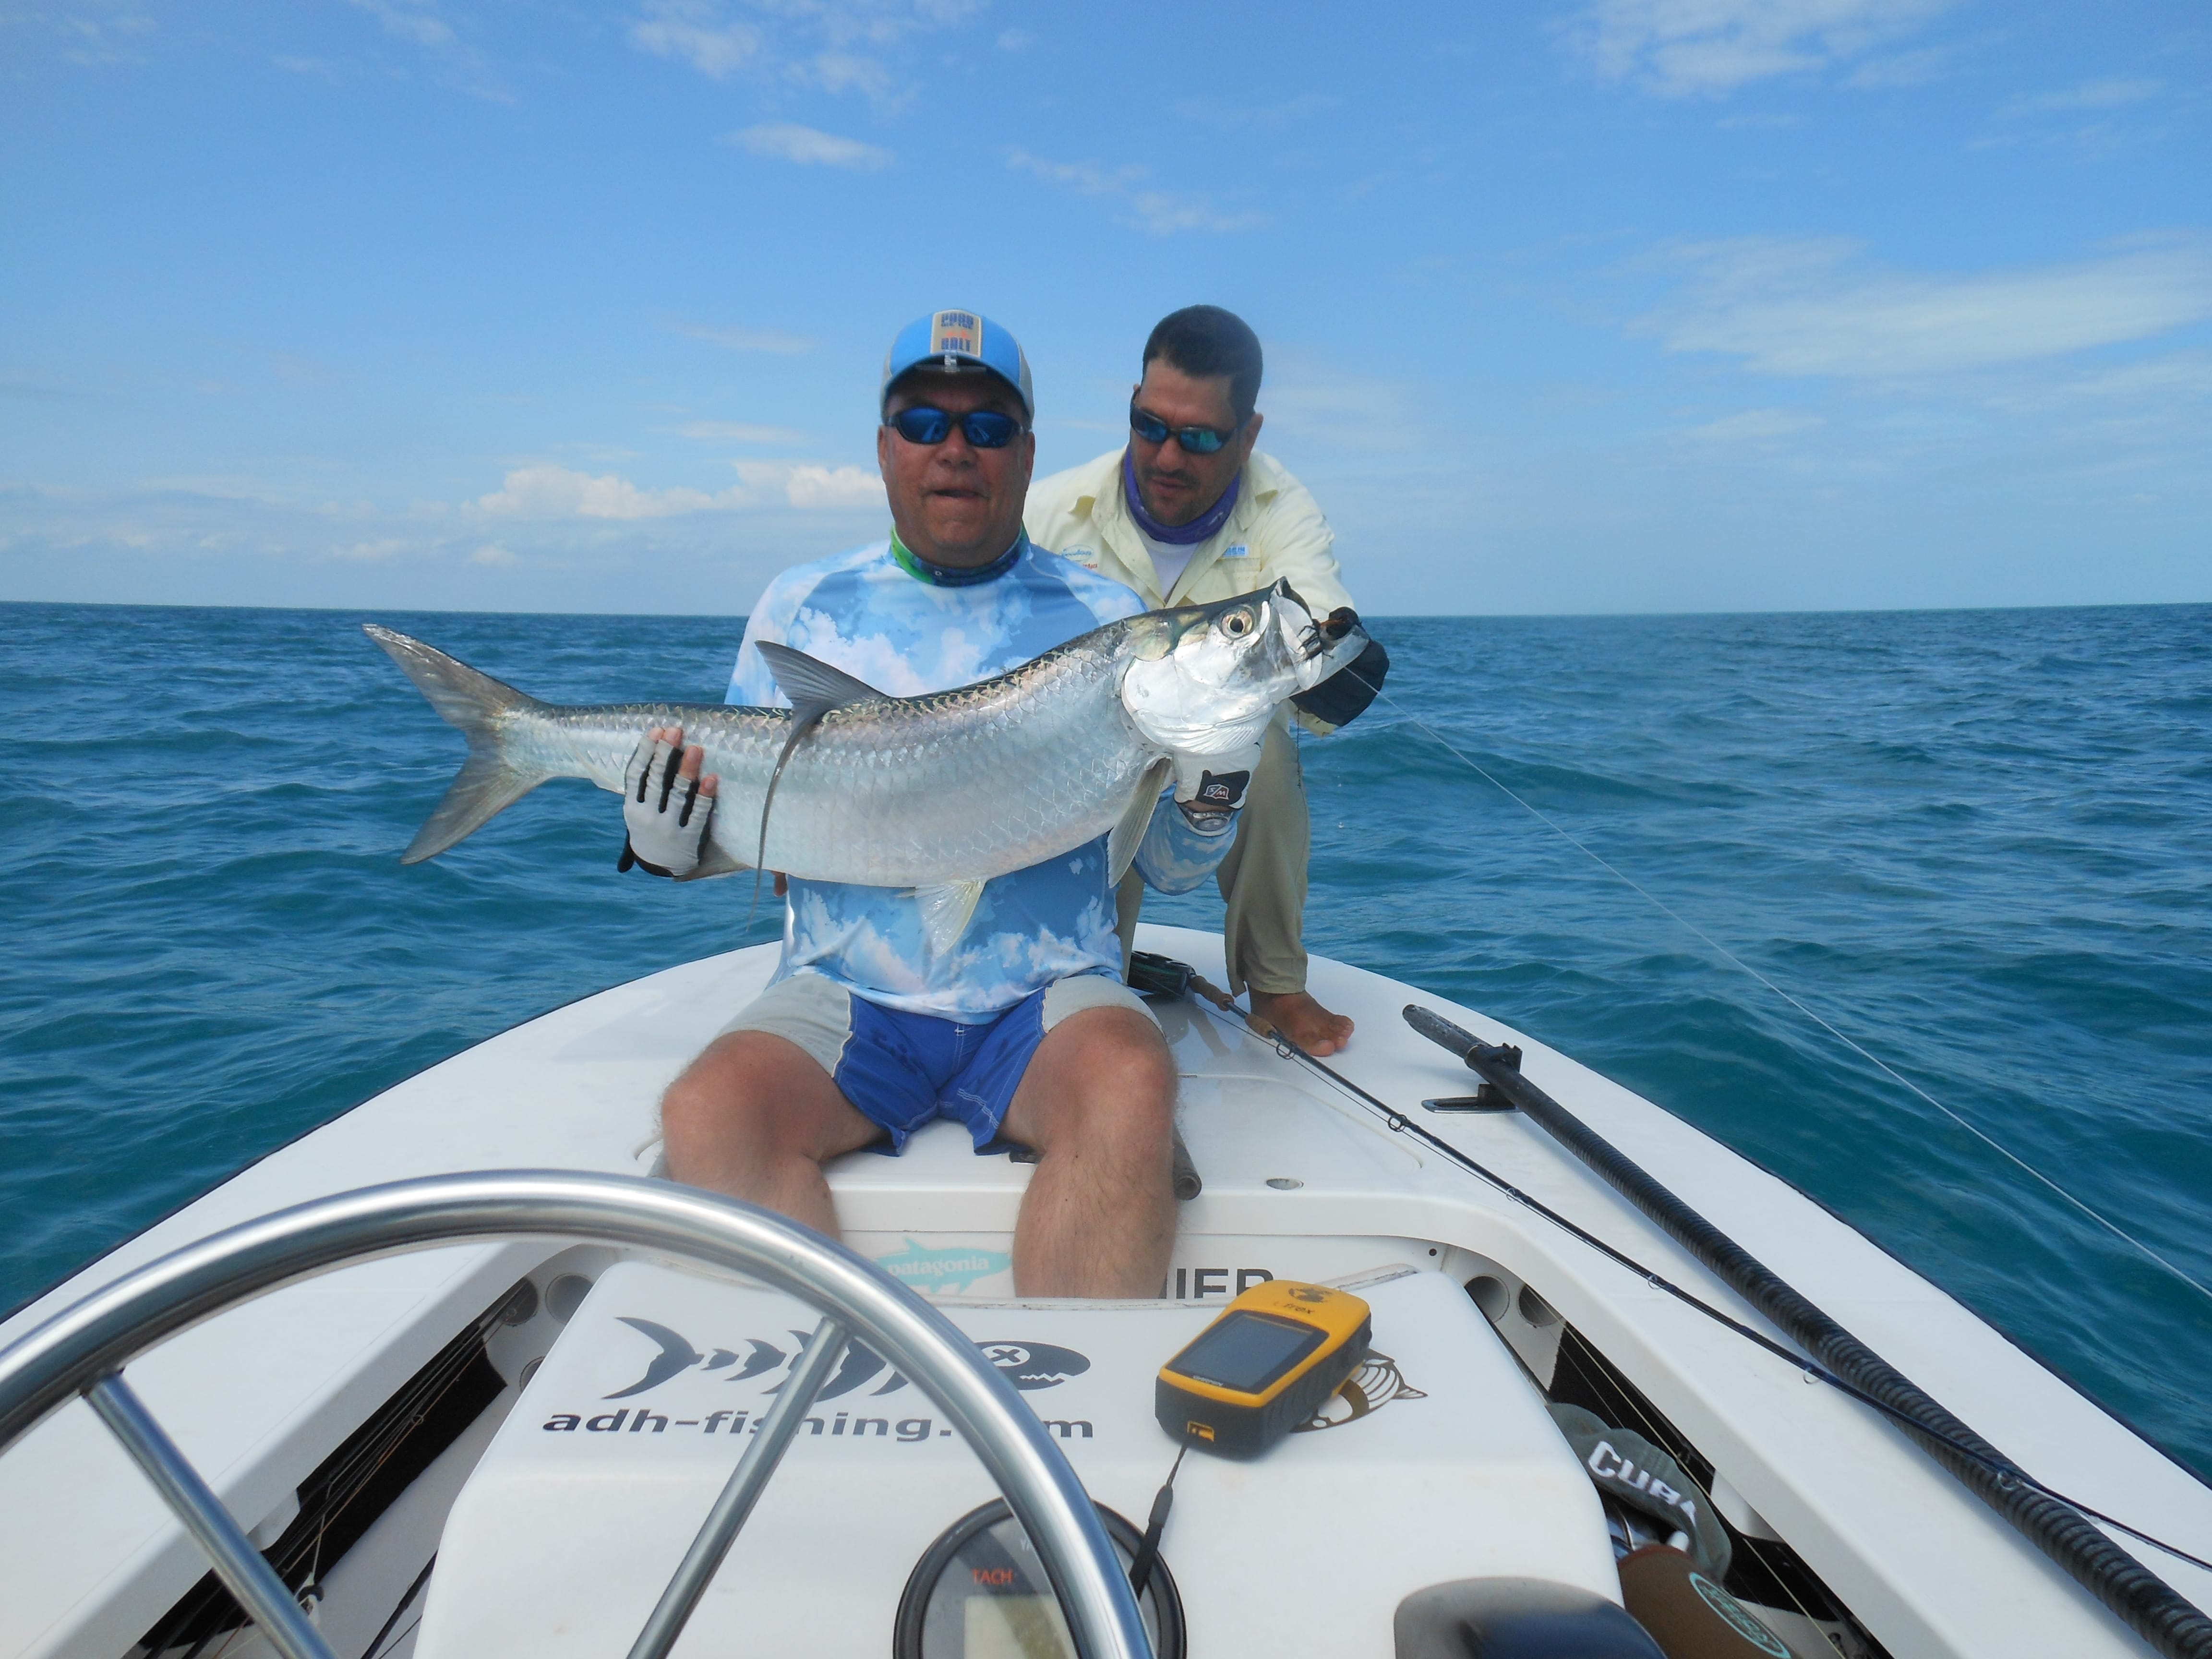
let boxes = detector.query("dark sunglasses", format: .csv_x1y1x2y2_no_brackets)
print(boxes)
1130,402,1242,455
886,406,1025,448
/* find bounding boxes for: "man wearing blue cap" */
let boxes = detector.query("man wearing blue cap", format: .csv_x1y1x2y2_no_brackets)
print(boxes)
616,310,1237,1298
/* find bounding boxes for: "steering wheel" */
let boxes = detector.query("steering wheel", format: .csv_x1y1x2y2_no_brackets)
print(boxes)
0,1171,1152,1659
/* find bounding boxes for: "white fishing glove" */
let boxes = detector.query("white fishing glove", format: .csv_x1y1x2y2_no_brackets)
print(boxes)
1171,736,1265,833
618,732,713,878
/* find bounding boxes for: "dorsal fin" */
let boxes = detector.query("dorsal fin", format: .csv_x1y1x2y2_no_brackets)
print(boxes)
752,641,885,711
745,643,889,917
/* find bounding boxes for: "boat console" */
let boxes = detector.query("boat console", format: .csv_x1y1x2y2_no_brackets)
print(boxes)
418,1262,1622,1656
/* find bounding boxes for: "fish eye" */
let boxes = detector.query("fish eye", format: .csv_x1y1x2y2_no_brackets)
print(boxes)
1218,606,1256,639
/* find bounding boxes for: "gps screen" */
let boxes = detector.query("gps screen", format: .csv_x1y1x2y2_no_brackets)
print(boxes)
1170,1312,1325,1394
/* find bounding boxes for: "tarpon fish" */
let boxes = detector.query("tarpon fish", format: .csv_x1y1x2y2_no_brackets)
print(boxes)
366,581,1367,948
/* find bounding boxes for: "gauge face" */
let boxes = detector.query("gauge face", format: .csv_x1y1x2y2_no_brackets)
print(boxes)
895,1500,1184,1659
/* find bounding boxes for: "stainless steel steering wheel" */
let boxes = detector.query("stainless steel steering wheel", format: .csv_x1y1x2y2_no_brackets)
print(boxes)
0,1171,1152,1659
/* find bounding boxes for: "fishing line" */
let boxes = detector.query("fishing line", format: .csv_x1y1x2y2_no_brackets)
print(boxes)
1180,989,2212,1577
1343,668,2212,1311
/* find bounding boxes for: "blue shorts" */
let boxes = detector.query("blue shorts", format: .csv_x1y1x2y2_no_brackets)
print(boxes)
717,971,1156,1153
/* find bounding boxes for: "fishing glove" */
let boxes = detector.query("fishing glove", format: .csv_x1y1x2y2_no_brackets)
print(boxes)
619,733,713,878
1291,610,1389,732
1171,738,1264,833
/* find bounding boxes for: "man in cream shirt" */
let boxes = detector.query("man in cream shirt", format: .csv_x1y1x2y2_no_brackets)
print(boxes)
1026,305,1387,1056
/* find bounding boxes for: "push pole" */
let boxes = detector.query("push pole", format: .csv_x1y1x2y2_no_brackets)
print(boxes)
1404,1004,2212,1659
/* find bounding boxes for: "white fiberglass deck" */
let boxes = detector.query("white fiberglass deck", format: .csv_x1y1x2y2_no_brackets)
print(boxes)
0,926,2205,1658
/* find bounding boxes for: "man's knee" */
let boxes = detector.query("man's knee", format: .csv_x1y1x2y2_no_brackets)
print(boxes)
1023,1008,1175,1149
661,1031,819,1161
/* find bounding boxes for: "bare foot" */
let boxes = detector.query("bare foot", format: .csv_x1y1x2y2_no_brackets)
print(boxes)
1249,989,1355,1057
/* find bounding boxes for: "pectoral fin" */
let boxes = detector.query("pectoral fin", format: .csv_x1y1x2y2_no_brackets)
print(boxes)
675,840,748,882
1108,757,1175,886
916,878,986,958
746,643,889,895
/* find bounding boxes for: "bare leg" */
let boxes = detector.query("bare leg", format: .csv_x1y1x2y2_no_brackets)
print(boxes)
661,1031,881,1238
999,1007,1178,1298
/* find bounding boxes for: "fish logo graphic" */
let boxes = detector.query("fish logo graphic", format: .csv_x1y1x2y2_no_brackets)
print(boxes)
602,1319,1088,1400
1292,1351,1427,1433
603,1319,905,1402
875,1238,1012,1295
974,1341,1090,1392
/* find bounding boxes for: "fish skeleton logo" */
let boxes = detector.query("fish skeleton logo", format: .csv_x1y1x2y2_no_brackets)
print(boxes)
604,1319,1087,1400
875,1238,1012,1295
1292,1351,1427,1433
974,1341,1090,1392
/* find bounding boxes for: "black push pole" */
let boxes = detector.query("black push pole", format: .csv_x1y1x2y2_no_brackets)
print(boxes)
1404,1004,2212,1659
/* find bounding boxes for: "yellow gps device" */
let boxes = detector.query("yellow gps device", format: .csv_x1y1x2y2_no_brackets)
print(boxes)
1155,1280,1371,1458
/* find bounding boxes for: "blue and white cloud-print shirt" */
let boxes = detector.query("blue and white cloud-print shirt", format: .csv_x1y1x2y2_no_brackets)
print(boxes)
727,535,1232,1021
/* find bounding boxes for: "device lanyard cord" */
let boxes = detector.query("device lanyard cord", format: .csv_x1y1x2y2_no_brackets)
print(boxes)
1161,964,2212,1585
1127,1443,1186,1602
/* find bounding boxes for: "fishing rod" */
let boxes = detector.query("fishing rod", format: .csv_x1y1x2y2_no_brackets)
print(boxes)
1134,955,2212,1651
1400,1000,2212,1659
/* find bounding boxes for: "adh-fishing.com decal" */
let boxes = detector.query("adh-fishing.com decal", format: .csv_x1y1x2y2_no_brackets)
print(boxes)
544,1318,1097,1445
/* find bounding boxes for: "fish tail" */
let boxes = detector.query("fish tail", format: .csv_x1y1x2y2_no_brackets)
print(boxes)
364,623,554,864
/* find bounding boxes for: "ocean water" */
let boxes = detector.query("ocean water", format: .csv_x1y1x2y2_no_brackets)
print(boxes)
2,600,2208,1483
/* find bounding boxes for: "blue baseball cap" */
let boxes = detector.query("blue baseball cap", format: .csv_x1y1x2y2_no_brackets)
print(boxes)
880,308,1034,423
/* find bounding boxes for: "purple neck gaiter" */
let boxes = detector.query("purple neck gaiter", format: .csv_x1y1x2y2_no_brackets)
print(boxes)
1123,446,1240,546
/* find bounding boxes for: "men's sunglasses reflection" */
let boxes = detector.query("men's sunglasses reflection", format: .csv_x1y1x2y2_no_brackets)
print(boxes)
888,407,1025,449
1129,403,1241,456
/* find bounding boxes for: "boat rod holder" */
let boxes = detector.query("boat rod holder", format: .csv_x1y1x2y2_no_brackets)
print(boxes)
1401,1003,2212,1659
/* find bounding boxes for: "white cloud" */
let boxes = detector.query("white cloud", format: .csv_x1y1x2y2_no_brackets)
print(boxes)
334,537,413,562
1681,408,1826,444
996,28,1033,51
1573,0,1959,97
1649,237,2212,379
730,121,892,170
677,323,816,355
45,1,157,67
1983,352,2212,414
630,0,759,78
1007,150,1265,237
1007,151,1142,196
668,421,810,444
630,0,986,108
2004,77,2162,117
1127,192,1266,236
347,0,450,48
469,542,519,566
471,460,881,520
780,464,883,508
1260,356,1431,454
341,0,510,100
472,465,743,520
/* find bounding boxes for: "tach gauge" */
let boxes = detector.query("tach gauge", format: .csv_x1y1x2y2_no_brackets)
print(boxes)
894,1499,1186,1659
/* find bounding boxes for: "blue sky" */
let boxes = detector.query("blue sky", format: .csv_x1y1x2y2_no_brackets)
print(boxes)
3,0,2206,616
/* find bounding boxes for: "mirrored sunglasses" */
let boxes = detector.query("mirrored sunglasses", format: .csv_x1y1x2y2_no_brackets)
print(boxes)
887,407,1025,448
1129,403,1240,455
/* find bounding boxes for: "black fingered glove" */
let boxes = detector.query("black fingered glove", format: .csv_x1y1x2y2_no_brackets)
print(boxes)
1291,609,1388,730
618,732,714,878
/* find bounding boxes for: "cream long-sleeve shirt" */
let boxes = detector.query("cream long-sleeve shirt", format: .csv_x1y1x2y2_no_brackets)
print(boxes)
1024,446,1354,616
